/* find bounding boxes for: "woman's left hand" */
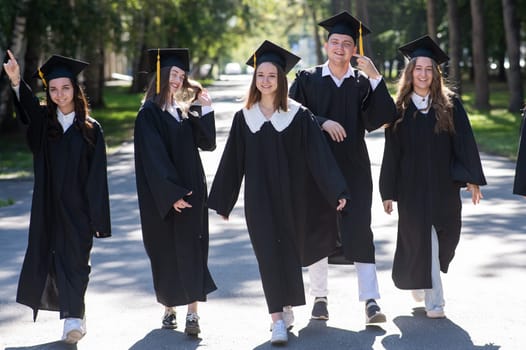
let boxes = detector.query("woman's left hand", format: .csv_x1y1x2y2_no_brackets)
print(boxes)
336,198,346,211
466,183,483,205
197,88,212,106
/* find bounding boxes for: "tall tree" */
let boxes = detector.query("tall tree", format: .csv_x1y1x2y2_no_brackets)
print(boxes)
501,0,524,112
331,0,352,13
447,0,462,94
355,0,373,63
470,0,490,110
427,0,438,40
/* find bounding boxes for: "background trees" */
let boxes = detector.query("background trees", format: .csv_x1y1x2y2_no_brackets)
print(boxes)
1,0,525,133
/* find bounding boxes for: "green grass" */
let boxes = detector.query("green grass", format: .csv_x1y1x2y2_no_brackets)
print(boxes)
0,198,15,207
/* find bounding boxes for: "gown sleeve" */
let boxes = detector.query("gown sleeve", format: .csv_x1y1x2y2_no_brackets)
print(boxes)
379,124,401,201
86,122,112,237
187,107,216,151
134,105,191,219
207,112,246,218
13,81,47,153
450,98,487,186
302,108,348,206
360,78,397,132
513,110,526,195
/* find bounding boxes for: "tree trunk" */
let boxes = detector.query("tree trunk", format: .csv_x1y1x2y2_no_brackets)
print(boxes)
130,13,149,94
447,0,462,94
84,43,105,109
501,0,524,112
331,0,352,13
427,0,438,40
355,0,374,65
308,5,324,65
470,0,490,110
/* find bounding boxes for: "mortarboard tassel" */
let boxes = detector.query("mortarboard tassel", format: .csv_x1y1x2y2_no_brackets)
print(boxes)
156,48,160,95
359,22,364,56
38,68,47,89
253,53,256,69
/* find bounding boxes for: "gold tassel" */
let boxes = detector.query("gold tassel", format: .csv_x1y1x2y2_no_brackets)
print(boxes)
359,22,364,56
38,68,47,89
253,53,256,69
156,48,160,94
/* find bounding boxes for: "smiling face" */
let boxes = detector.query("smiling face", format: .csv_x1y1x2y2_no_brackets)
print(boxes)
48,77,75,114
412,56,434,95
325,33,357,66
168,66,186,95
255,62,278,97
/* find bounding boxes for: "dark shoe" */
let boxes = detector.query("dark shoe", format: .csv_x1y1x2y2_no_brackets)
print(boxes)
162,311,177,329
184,313,200,336
311,297,329,320
365,299,386,325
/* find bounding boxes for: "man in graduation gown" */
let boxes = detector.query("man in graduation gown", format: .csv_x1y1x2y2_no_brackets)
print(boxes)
289,11,396,324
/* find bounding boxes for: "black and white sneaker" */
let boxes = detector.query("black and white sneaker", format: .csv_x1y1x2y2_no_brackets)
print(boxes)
162,310,177,329
311,297,329,320
184,313,201,336
365,299,386,325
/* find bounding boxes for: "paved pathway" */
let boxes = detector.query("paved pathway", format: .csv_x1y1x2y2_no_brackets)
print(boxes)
1,76,525,349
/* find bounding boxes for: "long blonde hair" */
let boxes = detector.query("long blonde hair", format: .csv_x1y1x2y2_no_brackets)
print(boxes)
394,58,456,133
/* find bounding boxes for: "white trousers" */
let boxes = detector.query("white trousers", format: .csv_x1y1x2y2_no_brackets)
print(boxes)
425,227,445,311
308,257,381,302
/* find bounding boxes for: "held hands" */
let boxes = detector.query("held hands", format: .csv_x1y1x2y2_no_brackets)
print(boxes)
173,191,193,213
466,183,483,205
322,120,347,142
352,54,381,80
3,50,21,87
383,200,393,215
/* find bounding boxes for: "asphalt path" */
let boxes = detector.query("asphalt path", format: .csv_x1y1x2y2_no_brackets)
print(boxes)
1,75,525,349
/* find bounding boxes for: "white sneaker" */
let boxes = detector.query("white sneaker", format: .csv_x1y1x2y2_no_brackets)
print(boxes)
270,320,288,345
426,307,446,319
411,290,425,302
62,317,87,344
282,306,294,330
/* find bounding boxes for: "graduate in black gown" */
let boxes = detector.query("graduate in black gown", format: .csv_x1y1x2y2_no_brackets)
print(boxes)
513,106,526,196
3,50,111,344
289,11,395,325
379,36,486,318
207,41,348,345
134,48,217,335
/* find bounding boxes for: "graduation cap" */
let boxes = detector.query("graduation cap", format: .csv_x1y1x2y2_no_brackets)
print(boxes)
245,40,300,74
318,11,371,55
36,55,88,89
398,35,449,65
147,48,190,94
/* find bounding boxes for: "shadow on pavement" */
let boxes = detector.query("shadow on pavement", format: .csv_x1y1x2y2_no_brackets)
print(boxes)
128,328,201,349
5,340,77,350
252,320,386,350
382,308,501,350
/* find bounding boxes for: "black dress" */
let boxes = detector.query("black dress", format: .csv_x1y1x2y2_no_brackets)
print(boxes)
207,100,348,313
289,66,396,263
14,81,111,320
134,101,217,307
379,98,486,289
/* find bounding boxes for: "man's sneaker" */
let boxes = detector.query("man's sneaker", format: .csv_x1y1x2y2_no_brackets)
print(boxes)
162,310,177,329
365,299,386,325
426,307,446,319
62,317,86,344
311,297,329,320
411,290,425,302
184,313,201,336
270,319,288,345
282,306,294,330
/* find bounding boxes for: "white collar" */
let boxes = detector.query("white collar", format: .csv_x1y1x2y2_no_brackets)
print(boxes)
57,109,75,132
411,92,431,114
322,61,354,87
243,99,301,133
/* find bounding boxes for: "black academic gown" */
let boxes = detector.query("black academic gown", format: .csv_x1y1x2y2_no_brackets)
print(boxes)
379,98,486,289
289,66,396,263
207,100,348,313
14,81,111,320
134,101,217,307
513,110,526,195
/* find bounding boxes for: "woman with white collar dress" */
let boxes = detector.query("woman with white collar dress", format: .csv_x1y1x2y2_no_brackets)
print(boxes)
379,36,486,319
207,41,348,345
3,50,111,344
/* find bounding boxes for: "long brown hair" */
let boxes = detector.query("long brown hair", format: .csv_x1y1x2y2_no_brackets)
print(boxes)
394,58,456,133
143,66,202,114
245,62,289,112
46,78,94,146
